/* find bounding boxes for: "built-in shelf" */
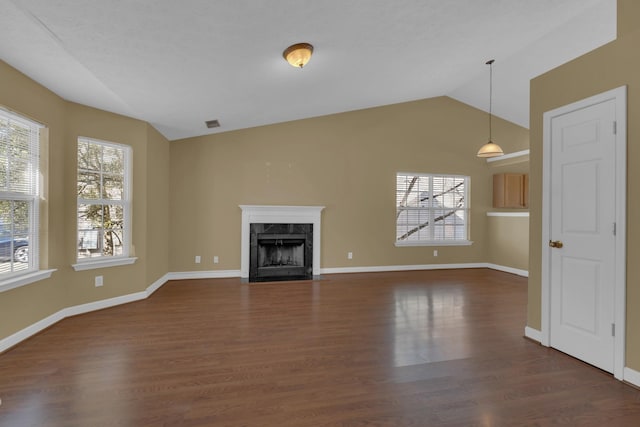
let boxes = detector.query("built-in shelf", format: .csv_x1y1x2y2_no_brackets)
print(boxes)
487,149,530,166
486,212,529,217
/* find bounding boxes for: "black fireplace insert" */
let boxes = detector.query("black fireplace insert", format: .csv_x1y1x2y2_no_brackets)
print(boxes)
249,223,313,282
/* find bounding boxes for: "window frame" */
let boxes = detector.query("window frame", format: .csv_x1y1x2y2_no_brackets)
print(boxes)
395,172,473,247
73,136,136,271
0,107,56,292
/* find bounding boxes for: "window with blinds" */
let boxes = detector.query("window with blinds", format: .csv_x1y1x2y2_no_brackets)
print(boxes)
396,173,470,245
0,108,41,277
77,137,131,261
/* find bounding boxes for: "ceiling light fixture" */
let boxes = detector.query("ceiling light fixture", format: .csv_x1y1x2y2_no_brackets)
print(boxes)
477,59,504,158
283,42,314,68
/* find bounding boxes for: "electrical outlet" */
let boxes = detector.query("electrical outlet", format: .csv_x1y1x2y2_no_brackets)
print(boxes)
348,252,353,259
213,256,219,264
95,276,103,287
195,255,201,264
433,250,438,257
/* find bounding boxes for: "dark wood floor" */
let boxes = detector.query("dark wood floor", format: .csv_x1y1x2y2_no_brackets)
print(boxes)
1,269,640,426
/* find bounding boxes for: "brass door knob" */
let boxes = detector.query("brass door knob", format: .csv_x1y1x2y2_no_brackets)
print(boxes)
549,240,564,249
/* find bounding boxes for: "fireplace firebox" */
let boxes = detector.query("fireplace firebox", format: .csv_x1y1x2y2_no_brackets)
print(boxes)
249,223,313,282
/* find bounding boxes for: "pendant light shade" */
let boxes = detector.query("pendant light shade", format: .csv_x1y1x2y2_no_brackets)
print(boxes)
477,59,504,158
477,141,504,157
283,43,314,68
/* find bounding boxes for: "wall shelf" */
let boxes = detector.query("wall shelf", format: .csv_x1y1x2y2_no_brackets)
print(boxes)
487,149,530,167
486,212,529,217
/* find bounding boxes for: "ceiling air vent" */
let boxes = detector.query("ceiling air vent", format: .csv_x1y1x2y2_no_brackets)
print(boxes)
205,119,220,128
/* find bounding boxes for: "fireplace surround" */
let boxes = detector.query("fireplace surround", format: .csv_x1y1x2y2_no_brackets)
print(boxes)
240,205,324,280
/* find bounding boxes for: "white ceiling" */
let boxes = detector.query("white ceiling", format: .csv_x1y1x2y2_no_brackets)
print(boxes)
0,0,616,141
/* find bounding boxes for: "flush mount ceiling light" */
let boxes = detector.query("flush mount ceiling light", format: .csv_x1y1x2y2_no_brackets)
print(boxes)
477,59,505,158
283,42,314,68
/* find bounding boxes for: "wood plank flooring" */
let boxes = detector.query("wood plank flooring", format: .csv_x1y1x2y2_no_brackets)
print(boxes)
1,269,640,426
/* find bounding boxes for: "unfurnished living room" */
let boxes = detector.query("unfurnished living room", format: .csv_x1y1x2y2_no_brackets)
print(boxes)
2,0,640,425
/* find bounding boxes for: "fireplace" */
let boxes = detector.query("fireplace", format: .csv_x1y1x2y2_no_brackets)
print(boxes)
250,223,313,281
240,205,324,280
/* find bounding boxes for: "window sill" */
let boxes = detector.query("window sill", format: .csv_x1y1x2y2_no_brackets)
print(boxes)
72,257,138,272
395,240,474,247
0,269,57,293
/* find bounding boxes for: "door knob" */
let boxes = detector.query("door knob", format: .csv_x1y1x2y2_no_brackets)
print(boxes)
549,240,563,249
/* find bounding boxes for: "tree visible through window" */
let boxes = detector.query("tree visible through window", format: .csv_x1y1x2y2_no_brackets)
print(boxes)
77,138,131,260
0,108,40,277
396,173,469,244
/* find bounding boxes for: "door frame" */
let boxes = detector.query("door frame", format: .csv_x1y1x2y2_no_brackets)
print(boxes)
541,86,627,380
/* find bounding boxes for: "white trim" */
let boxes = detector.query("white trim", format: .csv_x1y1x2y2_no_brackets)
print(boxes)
0,309,65,354
486,149,530,163
321,262,527,276
166,264,524,279
146,274,170,296
0,264,530,354
0,273,171,354
525,327,542,343
485,263,528,277
613,88,628,382
486,212,529,217
394,240,473,247
623,367,640,388
239,205,324,278
63,290,147,318
0,269,56,293
72,257,137,271
167,270,241,280
321,263,486,274
77,137,133,261
541,86,627,380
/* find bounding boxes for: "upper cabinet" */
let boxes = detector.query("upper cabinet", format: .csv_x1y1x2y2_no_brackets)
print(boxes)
493,173,529,208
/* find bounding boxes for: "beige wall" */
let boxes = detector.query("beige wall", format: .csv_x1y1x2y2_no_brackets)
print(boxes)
487,216,529,271
170,97,530,272
0,62,170,340
0,57,530,345
486,160,529,270
146,125,171,284
529,0,640,369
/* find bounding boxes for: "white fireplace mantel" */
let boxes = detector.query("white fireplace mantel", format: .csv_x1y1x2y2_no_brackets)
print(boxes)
239,205,325,278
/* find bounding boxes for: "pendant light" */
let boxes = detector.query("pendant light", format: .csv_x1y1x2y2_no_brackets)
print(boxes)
477,59,504,158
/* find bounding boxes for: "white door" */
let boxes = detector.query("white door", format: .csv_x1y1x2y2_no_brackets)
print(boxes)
548,97,618,373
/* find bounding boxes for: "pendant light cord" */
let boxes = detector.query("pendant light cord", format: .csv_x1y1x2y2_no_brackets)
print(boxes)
486,59,494,142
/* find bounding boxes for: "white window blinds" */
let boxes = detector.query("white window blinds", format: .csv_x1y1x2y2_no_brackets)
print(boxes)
396,173,469,244
0,108,41,276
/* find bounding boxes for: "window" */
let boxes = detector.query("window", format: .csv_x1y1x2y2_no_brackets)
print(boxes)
77,137,131,263
0,108,41,278
396,173,470,246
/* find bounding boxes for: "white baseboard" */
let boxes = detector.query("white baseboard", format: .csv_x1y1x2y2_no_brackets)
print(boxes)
166,270,241,280
322,263,528,277
486,263,529,277
146,274,170,296
63,291,148,318
0,273,171,354
0,309,66,354
524,326,542,343
0,263,529,354
321,263,487,275
624,367,640,388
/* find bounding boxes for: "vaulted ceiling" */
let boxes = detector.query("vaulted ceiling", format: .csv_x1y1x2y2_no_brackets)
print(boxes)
0,0,616,140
